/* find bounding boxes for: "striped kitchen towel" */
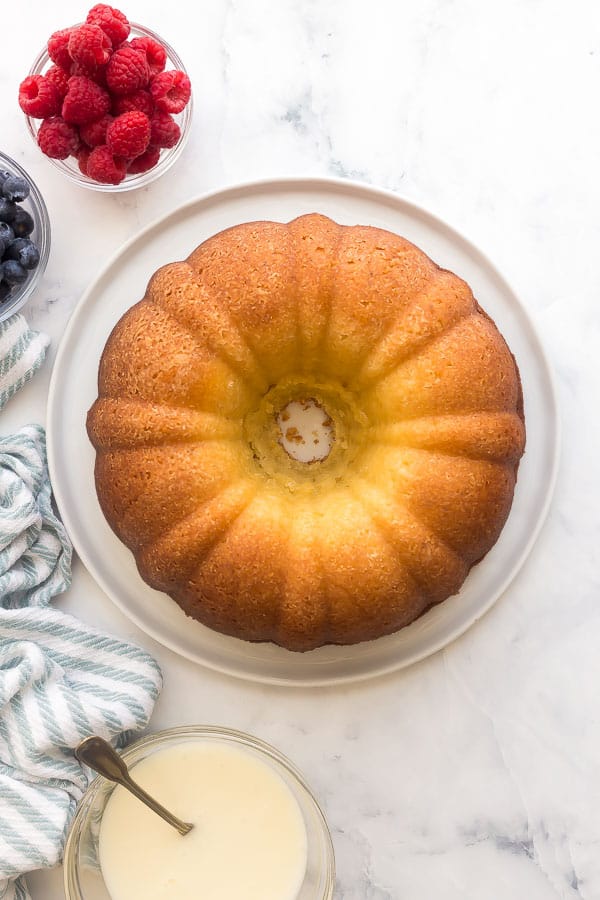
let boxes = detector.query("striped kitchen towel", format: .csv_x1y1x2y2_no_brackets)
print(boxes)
0,425,163,900
0,316,49,412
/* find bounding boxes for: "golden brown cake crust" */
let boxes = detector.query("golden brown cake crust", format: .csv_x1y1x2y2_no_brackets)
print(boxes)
87,213,525,651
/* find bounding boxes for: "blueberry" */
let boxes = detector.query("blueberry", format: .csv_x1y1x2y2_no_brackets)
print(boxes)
1,260,27,285
6,238,39,270
2,175,30,202
0,199,17,224
0,222,14,245
0,171,11,188
0,237,5,259
12,208,34,238
0,280,12,303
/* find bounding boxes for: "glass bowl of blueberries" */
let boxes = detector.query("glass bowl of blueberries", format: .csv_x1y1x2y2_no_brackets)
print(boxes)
0,151,50,322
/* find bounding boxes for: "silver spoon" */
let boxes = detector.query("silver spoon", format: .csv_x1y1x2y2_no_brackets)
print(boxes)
75,735,194,836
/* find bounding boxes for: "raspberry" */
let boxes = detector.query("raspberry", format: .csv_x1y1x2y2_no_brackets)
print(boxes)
113,89,153,118
106,46,149,95
37,116,80,159
106,111,151,158
77,146,91,176
127,144,160,174
68,24,112,74
87,145,127,184
80,113,114,147
62,75,111,125
149,110,180,149
150,70,191,114
45,65,70,99
129,37,167,77
48,28,74,71
87,4,130,48
70,61,108,86
18,75,62,118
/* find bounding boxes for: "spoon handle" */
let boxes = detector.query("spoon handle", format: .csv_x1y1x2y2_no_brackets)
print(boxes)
75,736,193,836
120,775,193,836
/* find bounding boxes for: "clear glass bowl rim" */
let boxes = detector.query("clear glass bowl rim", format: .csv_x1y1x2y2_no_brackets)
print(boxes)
0,150,51,321
63,724,336,899
25,22,193,193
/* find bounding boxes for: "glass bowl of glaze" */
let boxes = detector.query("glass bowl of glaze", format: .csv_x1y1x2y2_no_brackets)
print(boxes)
64,725,335,900
0,151,50,322
24,23,192,192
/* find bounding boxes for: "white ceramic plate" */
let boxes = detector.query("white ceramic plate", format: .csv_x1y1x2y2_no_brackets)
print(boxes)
47,177,559,686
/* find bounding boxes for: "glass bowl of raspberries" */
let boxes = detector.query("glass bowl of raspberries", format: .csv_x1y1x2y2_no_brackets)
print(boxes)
0,152,50,322
20,4,192,191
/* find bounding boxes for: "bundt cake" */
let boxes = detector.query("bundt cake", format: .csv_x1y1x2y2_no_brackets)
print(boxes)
87,213,525,652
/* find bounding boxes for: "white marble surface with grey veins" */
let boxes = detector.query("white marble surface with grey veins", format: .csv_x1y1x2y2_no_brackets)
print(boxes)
2,1,599,897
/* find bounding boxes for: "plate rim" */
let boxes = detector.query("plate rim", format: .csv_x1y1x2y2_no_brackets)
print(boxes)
47,175,561,686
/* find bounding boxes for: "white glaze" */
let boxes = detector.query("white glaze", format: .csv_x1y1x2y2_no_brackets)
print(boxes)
99,742,307,900
6,0,597,897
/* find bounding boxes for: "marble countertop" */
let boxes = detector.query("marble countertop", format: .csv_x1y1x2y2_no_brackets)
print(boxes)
2,1,598,897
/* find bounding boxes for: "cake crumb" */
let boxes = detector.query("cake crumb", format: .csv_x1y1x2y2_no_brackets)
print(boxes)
285,426,305,445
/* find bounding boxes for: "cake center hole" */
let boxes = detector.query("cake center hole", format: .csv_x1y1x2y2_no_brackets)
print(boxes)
276,399,334,463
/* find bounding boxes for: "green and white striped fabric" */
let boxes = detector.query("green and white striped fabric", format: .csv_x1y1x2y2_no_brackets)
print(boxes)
0,426,162,900
0,316,49,412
